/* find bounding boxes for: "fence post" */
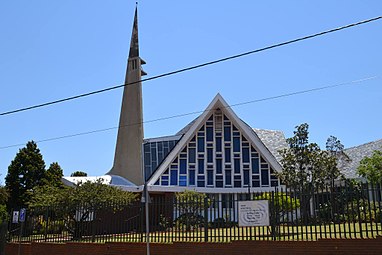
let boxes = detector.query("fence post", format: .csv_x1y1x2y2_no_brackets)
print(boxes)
91,206,96,242
204,196,208,242
44,207,48,242
140,202,145,243
270,191,276,241
0,222,7,255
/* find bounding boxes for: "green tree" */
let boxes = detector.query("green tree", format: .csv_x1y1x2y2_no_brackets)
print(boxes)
5,141,46,208
254,192,300,216
28,179,138,240
0,186,9,224
43,162,64,187
278,124,343,189
70,171,87,177
175,190,209,231
28,179,137,209
357,150,382,184
278,124,343,223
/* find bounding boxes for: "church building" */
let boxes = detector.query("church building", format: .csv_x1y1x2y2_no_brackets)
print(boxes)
62,7,381,195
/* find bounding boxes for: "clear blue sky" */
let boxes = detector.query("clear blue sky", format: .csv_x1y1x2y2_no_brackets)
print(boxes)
1,1,381,184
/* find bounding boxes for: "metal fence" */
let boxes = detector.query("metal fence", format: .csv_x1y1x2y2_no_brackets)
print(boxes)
7,182,382,243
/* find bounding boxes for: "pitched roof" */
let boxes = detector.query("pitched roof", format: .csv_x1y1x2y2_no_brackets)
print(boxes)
147,94,283,185
253,128,288,164
340,139,382,179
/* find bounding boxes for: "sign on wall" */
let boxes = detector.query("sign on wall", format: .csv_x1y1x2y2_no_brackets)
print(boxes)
12,211,19,224
19,208,26,222
238,200,270,227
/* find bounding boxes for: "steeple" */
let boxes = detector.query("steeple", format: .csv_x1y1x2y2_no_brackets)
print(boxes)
108,6,146,185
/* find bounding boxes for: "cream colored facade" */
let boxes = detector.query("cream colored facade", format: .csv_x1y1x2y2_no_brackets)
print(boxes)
107,8,146,185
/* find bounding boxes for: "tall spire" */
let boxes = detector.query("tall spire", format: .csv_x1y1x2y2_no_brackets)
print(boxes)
129,7,139,58
108,6,146,185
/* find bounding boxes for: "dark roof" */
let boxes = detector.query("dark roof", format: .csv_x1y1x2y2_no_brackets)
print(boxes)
340,139,382,179
176,118,198,135
252,128,288,165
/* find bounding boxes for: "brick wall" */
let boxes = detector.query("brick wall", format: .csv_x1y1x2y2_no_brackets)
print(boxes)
5,238,382,255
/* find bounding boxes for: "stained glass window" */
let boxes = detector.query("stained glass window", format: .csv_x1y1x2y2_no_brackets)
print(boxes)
154,109,280,189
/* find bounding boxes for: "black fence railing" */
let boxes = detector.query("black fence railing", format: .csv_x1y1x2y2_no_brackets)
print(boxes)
6,183,382,243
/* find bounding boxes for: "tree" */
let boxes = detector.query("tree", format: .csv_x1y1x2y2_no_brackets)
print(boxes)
28,179,138,240
0,186,9,224
70,171,87,177
175,190,209,231
43,162,64,187
28,179,137,209
278,124,344,223
326,135,349,183
278,124,343,189
357,150,382,184
5,141,46,208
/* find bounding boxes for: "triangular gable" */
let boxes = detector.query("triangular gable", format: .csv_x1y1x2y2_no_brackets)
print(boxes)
148,94,282,188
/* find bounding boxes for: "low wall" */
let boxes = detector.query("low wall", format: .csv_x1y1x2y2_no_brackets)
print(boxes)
6,238,382,255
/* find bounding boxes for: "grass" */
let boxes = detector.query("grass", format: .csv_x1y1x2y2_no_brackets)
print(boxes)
9,222,382,243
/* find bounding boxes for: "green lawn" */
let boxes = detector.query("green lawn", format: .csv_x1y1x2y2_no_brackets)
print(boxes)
9,222,382,243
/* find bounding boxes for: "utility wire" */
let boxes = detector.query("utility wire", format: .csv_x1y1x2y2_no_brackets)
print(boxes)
1,16,381,117
0,75,377,149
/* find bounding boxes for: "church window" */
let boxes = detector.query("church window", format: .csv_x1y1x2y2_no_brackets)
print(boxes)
242,147,250,163
252,175,260,187
225,170,232,186
216,159,222,174
261,168,269,186
198,159,204,174
225,148,231,162
197,137,205,152
206,127,213,141
252,157,259,174
189,170,195,185
180,159,187,174
224,126,231,141
233,137,240,152
234,175,241,188
243,170,250,186
207,148,213,163
234,159,241,174
179,176,187,186
207,170,214,186
216,137,222,152
197,175,205,187
154,108,281,189
189,148,196,163
215,175,223,188
170,170,178,185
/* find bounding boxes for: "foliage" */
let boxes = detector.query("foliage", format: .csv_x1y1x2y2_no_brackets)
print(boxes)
5,141,46,208
278,124,344,190
0,186,9,224
28,179,138,210
159,214,173,231
70,171,87,177
209,217,237,229
43,162,64,188
0,205,8,224
254,192,300,212
357,150,382,184
31,219,65,235
27,179,138,240
0,186,9,206
175,190,209,231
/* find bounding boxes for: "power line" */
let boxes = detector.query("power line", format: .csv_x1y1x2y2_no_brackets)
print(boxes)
1,16,381,117
0,75,377,149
